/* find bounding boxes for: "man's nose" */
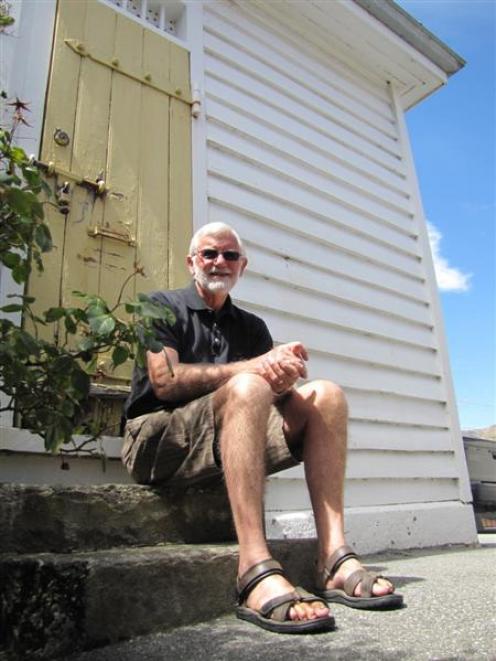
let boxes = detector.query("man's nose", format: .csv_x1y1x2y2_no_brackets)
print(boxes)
213,252,227,264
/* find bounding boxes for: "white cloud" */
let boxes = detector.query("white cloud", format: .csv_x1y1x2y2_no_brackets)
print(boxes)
427,222,472,293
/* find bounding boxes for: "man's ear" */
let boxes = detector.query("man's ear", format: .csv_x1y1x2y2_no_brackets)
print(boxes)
239,256,248,277
186,254,195,275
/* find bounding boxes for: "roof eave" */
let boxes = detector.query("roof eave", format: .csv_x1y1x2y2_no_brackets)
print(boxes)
353,0,465,76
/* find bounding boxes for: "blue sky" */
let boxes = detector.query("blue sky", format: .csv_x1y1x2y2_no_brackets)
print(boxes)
397,0,495,431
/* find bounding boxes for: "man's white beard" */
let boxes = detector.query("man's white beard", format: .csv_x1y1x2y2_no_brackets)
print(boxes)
193,264,236,293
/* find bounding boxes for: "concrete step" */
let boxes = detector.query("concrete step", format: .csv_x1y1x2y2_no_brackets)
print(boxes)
0,483,235,553
0,539,317,660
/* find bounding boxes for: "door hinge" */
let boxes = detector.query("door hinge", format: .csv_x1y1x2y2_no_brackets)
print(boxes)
65,39,193,106
191,84,201,118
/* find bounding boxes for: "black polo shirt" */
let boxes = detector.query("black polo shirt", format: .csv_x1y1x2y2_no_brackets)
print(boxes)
125,282,273,418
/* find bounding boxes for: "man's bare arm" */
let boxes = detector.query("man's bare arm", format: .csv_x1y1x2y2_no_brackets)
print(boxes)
147,341,309,403
147,347,252,403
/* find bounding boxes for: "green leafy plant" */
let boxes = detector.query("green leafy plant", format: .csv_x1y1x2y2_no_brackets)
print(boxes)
1,100,174,454
0,2,15,30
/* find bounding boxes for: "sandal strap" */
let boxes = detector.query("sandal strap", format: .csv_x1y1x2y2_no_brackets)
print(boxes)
260,587,325,622
295,587,322,603
237,558,284,604
344,569,383,598
259,590,300,619
326,545,358,576
318,544,357,584
315,545,358,589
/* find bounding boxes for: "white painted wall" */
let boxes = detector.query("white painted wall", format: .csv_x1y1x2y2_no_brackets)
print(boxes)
199,0,476,544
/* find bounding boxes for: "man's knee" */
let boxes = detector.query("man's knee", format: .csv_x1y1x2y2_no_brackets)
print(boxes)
217,372,273,411
302,379,348,417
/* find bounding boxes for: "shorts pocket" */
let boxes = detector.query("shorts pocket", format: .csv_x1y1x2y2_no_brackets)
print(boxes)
122,413,164,484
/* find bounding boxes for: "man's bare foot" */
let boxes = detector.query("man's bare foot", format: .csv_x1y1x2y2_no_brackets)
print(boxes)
320,555,394,597
245,573,330,621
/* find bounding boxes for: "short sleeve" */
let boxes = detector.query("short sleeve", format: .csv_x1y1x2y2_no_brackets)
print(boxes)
148,291,181,353
250,316,273,357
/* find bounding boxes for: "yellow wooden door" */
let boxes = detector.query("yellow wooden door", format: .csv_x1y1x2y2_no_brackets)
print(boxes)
28,0,192,380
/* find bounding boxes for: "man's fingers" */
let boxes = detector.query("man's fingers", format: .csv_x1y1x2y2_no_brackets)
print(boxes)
280,359,306,380
289,342,308,361
268,359,306,393
276,342,309,362
263,356,285,380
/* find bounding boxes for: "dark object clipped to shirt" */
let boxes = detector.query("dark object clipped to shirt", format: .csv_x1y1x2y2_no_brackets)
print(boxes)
125,282,273,419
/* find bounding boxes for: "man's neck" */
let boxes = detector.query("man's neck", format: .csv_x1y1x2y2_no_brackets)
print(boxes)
194,281,229,311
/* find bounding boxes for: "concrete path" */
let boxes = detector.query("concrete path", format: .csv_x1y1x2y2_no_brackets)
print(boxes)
71,539,495,661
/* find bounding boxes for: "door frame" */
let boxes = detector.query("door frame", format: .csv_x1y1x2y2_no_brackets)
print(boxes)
0,0,57,427
0,0,57,314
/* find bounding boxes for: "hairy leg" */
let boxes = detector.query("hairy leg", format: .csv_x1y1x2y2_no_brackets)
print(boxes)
213,372,272,569
282,381,393,596
214,374,329,620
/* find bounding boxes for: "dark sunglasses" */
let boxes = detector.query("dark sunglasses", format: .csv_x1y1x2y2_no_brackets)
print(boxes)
197,249,241,262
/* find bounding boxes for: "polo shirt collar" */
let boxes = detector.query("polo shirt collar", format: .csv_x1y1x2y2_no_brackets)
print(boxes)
185,281,235,317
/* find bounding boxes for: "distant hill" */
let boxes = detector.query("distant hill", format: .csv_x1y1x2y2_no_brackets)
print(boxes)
463,424,496,441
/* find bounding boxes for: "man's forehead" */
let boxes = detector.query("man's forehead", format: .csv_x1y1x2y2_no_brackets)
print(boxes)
198,232,239,247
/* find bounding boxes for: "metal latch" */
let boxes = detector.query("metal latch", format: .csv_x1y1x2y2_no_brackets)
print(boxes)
87,225,136,246
28,156,108,196
55,182,71,215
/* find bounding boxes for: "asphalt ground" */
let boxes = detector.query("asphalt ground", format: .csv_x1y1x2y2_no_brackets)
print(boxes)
71,537,495,661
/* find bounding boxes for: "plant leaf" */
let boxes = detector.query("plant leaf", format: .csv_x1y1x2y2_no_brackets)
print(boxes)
112,345,129,367
89,314,116,336
34,223,52,252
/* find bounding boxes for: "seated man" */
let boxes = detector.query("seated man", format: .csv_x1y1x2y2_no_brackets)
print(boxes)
122,222,402,633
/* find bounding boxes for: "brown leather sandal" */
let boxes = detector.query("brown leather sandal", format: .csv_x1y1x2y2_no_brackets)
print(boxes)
236,558,335,633
314,545,404,610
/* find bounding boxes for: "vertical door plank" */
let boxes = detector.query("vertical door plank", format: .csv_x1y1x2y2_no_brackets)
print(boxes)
137,87,170,293
113,12,144,80
61,3,117,308
143,27,171,91
169,41,191,97
168,95,192,288
97,70,142,381
138,28,171,292
41,0,87,169
99,14,143,309
26,0,87,331
99,76,141,297
24,199,65,338
168,41,191,287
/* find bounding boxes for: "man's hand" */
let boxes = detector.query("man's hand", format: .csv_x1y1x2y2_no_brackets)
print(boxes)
253,342,308,394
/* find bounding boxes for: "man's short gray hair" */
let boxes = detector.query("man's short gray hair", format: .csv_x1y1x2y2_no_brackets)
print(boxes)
189,222,245,256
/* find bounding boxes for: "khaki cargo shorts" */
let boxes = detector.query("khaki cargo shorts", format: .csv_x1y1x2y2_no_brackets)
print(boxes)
121,392,301,486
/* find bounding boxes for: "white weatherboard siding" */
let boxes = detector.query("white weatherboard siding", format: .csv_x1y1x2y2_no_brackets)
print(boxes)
200,0,475,548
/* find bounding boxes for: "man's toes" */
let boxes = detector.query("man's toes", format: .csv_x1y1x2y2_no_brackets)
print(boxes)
312,604,330,620
290,601,329,621
372,577,394,596
289,603,305,621
316,601,330,613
